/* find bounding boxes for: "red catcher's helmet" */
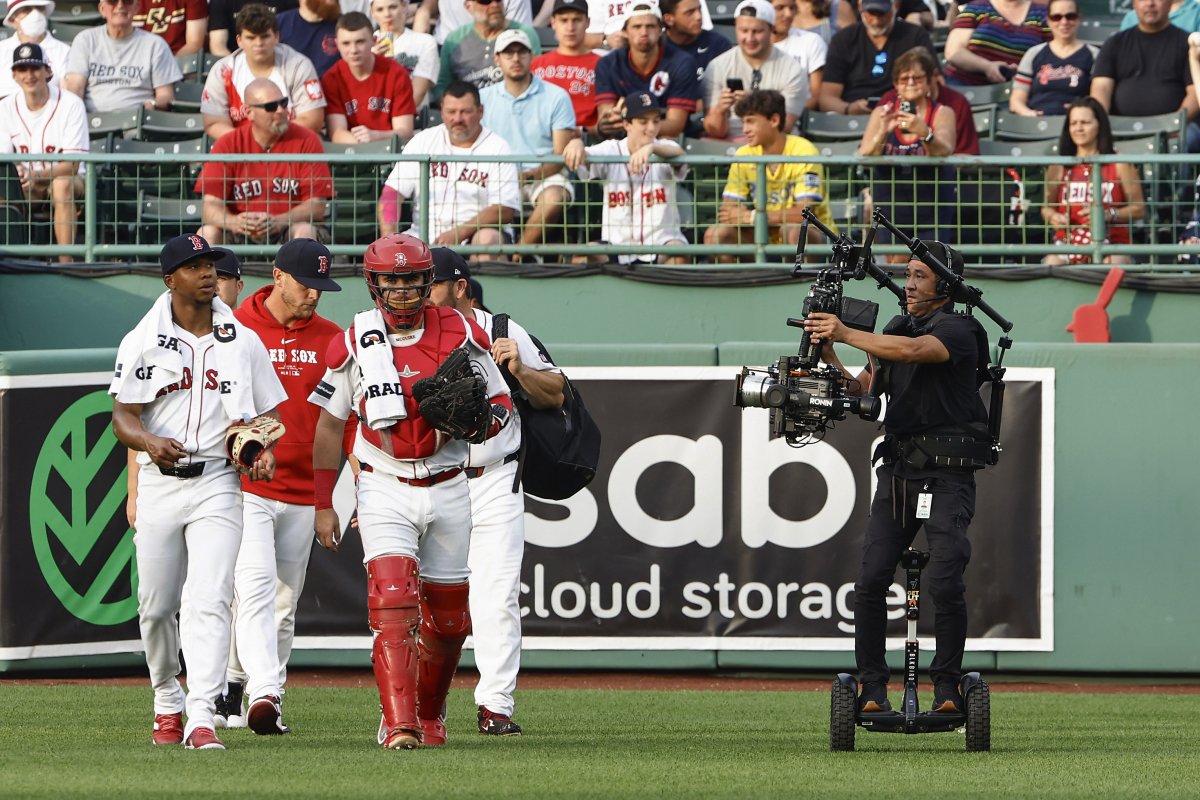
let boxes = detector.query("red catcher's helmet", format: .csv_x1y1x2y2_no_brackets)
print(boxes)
363,234,434,330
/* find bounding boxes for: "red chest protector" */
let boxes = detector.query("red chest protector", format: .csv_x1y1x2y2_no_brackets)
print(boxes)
349,307,472,461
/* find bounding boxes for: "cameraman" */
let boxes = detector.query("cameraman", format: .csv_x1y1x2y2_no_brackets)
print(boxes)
803,243,990,715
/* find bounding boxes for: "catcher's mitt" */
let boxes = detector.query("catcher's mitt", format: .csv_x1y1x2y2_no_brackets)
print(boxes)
412,347,474,402
225,415,286,474
418,375,491,443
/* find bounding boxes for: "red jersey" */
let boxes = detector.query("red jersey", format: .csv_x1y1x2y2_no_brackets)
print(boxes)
133,0,207,54
532,51,601,128
1054,162,1130,245
194,124,334,216
321,56,416,132
234,286,343,503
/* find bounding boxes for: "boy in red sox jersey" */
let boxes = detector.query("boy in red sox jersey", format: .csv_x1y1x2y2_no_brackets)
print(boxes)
309,233,512,750
322,12,416,142
211,239,344,734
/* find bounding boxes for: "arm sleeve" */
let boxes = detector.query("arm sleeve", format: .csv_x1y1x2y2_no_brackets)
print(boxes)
821,29,851,85
722,161,751,202
286,49,327,113
300,134,334,200
392,67,417,116
415,36,440,83
782,61,808,119
793,161,827,204
593,53,619,106
193,135,231,197
551,87,576,131
200,60,230,115
802,32,827,73
209,0,232,31
64,32,91,77
187,0,208,21
383,132,423,195
1091,39,1116,80
151,36,185,87
320,71,344,117
308,335,356,420
1013,42,1040,89
508,318,562,375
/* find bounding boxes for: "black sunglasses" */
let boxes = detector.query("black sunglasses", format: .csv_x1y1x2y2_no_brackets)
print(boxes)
1048,11,1079,20
249,97,290,112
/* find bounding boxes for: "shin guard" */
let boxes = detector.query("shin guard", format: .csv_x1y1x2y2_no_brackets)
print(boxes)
367,556,422,749
417,580,471,745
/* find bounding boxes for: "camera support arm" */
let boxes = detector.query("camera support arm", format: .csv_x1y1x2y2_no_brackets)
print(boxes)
796,208,907,309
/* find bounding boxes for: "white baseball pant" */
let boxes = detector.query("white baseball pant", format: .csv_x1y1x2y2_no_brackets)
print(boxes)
134,463,242,738
355,469,472,582
467,459,525,717
227,495,316,700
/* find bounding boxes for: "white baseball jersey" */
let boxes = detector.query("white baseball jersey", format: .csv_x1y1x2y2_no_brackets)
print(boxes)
576,137,689,262
0,86,89,175
0,34,71,99
201,43,326,126
383,124,522,243
110,324,286,463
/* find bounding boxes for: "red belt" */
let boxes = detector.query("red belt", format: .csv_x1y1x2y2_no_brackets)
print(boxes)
359,462,463,487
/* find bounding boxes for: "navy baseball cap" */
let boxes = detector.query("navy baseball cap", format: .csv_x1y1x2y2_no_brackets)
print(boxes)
275,238,341,291
467,277,491,313
11,42,49,69
860,0,894,13
160,233,217,275
552,0,588,14
213,247,241,278
431,247,471,282
623,91,663,119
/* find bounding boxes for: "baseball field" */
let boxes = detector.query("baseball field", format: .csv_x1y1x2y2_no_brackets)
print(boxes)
2,671,1197,799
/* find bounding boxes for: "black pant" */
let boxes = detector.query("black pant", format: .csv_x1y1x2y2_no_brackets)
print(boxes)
854,463,976,688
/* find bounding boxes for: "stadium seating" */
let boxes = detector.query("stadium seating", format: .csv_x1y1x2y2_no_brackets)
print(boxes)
956,82,1012,110
172,82,204,112
49,20,90,42
50,1,102,24
993,110,1063,141
800,111,869,142
137,110,205,141
324,137,402,246
87,108,141,139
137,191,203,244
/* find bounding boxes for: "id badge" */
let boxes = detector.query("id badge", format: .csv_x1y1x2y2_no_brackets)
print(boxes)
916,492,933,520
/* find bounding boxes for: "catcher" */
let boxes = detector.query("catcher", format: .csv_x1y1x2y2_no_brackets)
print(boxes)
308,233,512,750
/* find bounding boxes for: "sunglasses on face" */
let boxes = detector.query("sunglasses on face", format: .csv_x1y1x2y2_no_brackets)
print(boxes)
249,97,290,112
1048,11,1079,20
104,0,137,6
895,73,927,84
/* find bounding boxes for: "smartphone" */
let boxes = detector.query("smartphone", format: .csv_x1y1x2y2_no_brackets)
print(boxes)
867,96,882,109
899,99,915,115
726,78,745,92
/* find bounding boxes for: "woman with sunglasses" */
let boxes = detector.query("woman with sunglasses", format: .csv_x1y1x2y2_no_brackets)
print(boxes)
859,47,955,260
942,0,1049,86
1040,97,1144,265
1009,0,1097,116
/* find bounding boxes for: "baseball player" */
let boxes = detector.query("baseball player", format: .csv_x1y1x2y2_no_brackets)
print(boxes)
110,234,287,751
309,233,513,750
427,249,564,736
378,80,520,247
213,239,344,734
562,91,689,266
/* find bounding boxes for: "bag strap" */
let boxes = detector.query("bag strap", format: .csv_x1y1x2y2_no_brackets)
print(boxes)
491,312,527,494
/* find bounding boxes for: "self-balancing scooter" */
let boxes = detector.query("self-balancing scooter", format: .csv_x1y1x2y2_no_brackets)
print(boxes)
830,548,991,752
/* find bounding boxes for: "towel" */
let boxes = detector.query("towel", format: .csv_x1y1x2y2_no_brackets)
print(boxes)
112,292,257,421
353,308,407,430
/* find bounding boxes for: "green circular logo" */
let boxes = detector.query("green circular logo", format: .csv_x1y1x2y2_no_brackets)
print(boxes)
30,390,138,626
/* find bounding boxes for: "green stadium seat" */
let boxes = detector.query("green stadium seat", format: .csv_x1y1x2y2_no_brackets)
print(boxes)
107,138,205,244
50,1,103,24
137,191,203,243
709,0,737,20
973,105,996,138
800,111,869,142
323,138,401,246
87,108,142,139
137,109,205,141
172,82,204,112
49,20,91,42
534,25,557,49
682,137,738,245
956,82,1012,110
1109,111,1187,153
978,138,1059,157
993,110,1063,141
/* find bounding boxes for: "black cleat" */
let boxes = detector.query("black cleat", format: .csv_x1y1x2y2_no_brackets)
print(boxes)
214,681,246,729
858,682,892,713
933,683,964,713
478,706,522,736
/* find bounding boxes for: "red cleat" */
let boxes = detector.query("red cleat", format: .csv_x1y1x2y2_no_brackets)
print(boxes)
184,727,225,750
152,712,184,746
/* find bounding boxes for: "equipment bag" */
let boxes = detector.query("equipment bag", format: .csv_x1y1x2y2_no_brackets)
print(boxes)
492,314,601,500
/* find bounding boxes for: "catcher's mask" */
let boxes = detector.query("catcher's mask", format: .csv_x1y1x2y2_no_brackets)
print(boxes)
363,233,434,330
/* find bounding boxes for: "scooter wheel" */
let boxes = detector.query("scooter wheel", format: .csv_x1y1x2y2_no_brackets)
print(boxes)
830,679,857,752
965,678,991,752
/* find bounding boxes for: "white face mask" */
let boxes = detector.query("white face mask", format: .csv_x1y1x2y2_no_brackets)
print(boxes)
19,9,49,38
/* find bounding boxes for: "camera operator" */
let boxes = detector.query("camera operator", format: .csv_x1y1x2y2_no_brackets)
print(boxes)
802,242,990,716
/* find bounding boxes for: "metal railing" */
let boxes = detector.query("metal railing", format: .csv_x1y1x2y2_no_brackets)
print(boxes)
2,150,1199,270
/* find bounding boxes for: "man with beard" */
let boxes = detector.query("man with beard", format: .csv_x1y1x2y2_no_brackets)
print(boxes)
379,80,520,255
434,0,540,97
278,0,342,75
195,78,333,244
817,0,931,114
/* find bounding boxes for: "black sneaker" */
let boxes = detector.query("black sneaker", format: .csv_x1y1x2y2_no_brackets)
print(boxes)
214,681,245,729
933,683,964,713
858,682,892,713
477,706,522,736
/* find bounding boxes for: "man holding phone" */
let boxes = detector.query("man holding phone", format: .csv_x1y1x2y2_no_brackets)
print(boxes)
818,0,932,115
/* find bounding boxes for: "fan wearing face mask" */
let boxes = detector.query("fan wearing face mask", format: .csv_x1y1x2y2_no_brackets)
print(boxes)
0,0,71,99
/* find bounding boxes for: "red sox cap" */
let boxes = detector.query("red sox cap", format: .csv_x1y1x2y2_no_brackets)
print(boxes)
275,238,342,291
623,91,663,119
160,233,217,275
212,247,241,278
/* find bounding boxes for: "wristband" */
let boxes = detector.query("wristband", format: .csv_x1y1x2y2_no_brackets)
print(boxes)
314,468,337,510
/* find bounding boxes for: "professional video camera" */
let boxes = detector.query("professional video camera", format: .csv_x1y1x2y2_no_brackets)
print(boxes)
734,209,1014,454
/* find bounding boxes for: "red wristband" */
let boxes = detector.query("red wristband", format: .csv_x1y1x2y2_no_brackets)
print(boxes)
314,468,337,510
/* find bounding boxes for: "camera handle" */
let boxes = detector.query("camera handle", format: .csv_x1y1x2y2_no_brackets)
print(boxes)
797,209,906,308
872,209,1014,333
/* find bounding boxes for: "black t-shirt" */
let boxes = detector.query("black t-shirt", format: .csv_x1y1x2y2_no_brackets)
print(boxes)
1093,25,1192,117
823,20,935,103
209,0,300,33
878,307,989,439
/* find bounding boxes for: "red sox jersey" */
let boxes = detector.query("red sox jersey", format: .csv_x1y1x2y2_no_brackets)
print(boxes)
320,56,416,132
133,0,208,54
194,123,334,216
234,285,344,504
382,125,521,242
0,86,89,176
200,44,326,128
309,306,512,478
532,50,601,128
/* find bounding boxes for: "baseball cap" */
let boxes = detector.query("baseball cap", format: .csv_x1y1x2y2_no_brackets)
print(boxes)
4,0,56,29
431,247,471,282
160,234,217,276
622,0,663,27
274,238,342,291
11,42,50,69
467,277,491,313
494,28,533,53
859,0,895,13
212,247,241,279
734,0,775,26
551,0,588,14
622,91,663,119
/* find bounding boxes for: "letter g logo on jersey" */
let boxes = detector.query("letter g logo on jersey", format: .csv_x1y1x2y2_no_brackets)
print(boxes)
360,329,386,348
214,324,237,343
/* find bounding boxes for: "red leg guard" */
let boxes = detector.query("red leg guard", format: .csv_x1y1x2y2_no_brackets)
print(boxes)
367,556,422,749
417,580,471,746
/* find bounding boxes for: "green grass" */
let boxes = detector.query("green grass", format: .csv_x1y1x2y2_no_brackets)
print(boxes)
0,685,1197,798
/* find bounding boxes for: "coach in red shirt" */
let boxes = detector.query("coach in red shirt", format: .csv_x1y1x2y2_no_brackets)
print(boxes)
321,11,416,143
196,77,333,244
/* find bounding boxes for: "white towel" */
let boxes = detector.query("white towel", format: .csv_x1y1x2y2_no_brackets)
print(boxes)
113,292,257,421
353,309,407,430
